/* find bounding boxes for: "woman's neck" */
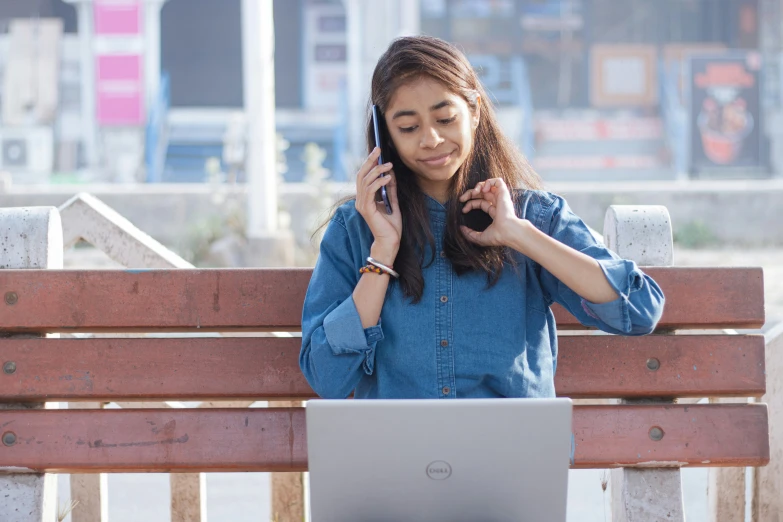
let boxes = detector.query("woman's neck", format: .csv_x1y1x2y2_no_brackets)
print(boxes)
418,180,450,205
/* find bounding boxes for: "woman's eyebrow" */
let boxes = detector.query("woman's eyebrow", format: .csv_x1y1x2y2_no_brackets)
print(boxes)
391,109,417,120
391,100,454,120
430,100,452,111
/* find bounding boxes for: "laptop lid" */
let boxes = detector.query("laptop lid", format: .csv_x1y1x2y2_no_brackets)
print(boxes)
306,398,573,522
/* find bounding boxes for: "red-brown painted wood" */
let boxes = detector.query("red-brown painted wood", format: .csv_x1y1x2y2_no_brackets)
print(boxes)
0,404,767,472
570,403,769,468
0,334,765,401
554,334,766,398
0,267,765,333
0,269,312,333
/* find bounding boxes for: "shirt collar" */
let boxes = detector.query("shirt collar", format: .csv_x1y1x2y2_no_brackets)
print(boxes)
423,194,447,220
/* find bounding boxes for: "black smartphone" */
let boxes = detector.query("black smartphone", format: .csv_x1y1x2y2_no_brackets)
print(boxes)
461,208,493,232
371,104,393,215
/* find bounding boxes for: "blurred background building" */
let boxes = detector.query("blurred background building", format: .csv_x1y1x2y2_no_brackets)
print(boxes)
0,0,781,186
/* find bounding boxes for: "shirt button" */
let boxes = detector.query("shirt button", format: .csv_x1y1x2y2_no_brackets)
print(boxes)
440,295,448,303
440,339,448,347
442,386,451,395
440,250,446,258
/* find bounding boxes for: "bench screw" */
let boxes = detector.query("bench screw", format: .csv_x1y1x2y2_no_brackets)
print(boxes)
2,432,16,446
649,426,664,441
4,292,17,305
3,361,16,375
646,358,660,371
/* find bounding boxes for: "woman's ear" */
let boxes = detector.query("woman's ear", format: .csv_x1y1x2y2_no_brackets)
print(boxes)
472,94,481,130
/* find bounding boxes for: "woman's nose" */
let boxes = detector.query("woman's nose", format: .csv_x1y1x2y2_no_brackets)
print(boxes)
420,126,443,148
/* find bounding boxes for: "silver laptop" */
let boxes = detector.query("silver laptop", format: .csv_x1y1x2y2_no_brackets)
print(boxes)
306,398,573,522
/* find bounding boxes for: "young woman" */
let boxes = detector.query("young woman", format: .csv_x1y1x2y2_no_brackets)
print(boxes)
300,36,664,400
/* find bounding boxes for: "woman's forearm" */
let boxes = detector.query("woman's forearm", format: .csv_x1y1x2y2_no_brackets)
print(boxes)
352,271,391,328
507,219,619,304
352,243,396,328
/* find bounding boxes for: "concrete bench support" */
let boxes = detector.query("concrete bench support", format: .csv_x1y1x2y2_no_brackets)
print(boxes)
0,207,62,522
755,323,783,521
604,205,684,522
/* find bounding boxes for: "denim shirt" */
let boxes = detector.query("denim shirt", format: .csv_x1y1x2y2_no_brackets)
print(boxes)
300,190,665,400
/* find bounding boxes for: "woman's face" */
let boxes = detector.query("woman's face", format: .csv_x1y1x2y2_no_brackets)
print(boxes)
384,77,480,203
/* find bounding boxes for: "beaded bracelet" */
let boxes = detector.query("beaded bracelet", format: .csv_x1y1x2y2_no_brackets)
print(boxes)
359,265,385,276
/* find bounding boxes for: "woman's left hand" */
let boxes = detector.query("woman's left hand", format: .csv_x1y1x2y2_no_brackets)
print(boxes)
458,178,522,247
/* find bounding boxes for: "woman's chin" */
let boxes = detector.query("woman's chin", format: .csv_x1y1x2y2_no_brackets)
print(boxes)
405,160,463,186
422,171,459,185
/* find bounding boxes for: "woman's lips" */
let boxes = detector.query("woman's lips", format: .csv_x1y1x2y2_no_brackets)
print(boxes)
419,151,453,167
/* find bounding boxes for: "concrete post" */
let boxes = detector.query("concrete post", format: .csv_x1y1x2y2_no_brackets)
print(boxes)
242,0,278,237
708,457,746,521
345,0,366,165
67,404,109,522
271,400,306,522
144,0,168,112
170,473,207,522
240,0,294,266
64,0,99,167
69,473,108,522
603,205,673,266
399,0,421,36
345,0,420,167
0,207,63,522
754,321,783,521
604,205,685,522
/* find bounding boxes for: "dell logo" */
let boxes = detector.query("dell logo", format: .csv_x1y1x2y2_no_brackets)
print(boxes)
426,460,452,480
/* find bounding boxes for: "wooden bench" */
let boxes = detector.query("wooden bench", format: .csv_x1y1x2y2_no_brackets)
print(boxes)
0,205,769,522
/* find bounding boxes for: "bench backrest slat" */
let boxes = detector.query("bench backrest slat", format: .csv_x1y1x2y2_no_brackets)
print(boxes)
0,335,765,401
0,405,768,472
0,267,765,332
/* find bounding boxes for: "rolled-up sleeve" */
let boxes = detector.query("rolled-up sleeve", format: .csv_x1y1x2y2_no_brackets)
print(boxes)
323,296,384,366
300,213,384,398
535,194,665,336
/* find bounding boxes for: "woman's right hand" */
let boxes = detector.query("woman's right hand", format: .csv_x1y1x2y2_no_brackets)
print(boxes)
355,147,402,265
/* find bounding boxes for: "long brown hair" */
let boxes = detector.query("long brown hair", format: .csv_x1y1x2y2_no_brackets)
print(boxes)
336,35,543,303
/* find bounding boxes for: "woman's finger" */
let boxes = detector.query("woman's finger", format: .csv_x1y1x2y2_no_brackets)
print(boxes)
459,181,488,202
481,178,496,192
367,172,393,194
461,198,496,218
459,189,480,202
387,171,401,214
460,225,483,244
358,165,385,214
461,186,498,205
459,190,473,202
482,178,509,195
355,151,381,215
360,169,390,199
463,181,485,201
356,148,382,182
362,162,393,189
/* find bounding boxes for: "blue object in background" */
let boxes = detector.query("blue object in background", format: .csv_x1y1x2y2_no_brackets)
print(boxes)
145,72,171,183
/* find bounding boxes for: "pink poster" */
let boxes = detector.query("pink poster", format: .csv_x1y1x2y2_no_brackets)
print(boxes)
94,0,143,35
96,54,144,125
